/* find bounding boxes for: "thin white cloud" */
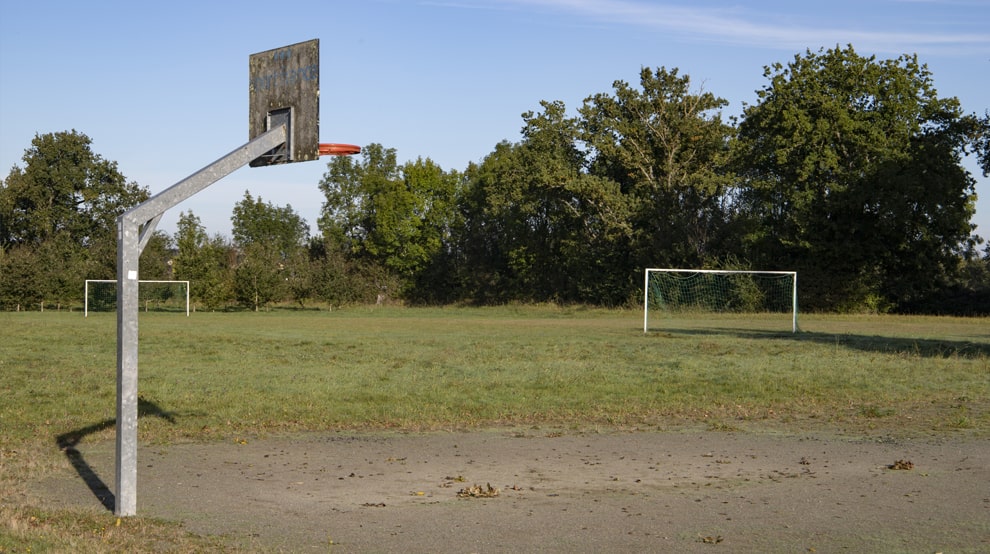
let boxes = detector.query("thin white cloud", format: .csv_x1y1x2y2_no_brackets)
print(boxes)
458,0,990,54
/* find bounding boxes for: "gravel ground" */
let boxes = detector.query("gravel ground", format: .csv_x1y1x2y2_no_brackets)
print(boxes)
31,428,990,553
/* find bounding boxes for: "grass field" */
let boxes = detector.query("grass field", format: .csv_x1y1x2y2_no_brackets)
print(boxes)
2,306,988,551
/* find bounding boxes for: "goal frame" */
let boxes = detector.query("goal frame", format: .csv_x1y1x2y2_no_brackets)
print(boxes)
85,279,190,317
643,268,798,333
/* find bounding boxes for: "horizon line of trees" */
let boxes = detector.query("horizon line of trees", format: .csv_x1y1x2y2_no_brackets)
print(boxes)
3,46,990,314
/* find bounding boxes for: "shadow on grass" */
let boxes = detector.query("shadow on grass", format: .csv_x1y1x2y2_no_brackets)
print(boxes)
653,327,990,358
55,396,178,512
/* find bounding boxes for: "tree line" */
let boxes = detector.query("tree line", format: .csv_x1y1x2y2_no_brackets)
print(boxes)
3,46,989,313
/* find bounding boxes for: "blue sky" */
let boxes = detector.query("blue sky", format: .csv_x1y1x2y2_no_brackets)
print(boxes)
1,0,988,241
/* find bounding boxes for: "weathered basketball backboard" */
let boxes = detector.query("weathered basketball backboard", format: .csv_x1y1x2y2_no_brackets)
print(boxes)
249,38,319,166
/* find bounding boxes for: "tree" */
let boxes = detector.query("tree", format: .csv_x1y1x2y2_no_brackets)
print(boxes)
453,70,732,306
171,211,234,310
972,111,990,177
0,244,39,310
230,192,309,309
457,101,633,304
733,46,979,310
317,149,374,252
0,130,148,249
308,236,400,306
138,231,173,280
0,233,86,310
579,67,736,275
232,191,309,257
233,242,286,311
318,144,461,297
398,157,460,273
397,158,463,302
0,131,149,309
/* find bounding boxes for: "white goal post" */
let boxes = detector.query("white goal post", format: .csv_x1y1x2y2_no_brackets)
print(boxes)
643,269,798,333
85,280,190,317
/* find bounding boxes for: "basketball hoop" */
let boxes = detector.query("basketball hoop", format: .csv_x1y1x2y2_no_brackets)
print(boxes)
319,143,361,156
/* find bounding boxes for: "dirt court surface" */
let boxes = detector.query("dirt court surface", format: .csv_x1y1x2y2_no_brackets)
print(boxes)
31,428,990,553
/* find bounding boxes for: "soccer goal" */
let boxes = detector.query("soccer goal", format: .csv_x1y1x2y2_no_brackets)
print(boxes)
85,280,190,317
643,269,797,333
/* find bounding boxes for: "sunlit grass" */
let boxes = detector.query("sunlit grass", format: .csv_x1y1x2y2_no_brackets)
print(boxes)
0,503,231,553
1,307,988,551
3,308,987,448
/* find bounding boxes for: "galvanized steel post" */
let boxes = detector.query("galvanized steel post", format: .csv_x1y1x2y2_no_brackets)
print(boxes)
113,126,287,516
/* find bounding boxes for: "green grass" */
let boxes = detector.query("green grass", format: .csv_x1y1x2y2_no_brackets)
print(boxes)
3,307,988,450
1,306,988,551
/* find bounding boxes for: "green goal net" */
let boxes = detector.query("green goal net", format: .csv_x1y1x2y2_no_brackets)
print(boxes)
643,269,797,333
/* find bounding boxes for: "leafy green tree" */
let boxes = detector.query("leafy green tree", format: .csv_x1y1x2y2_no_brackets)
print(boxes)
0,244,39,310
232,191,309,257
400,158,460,270
972,111,990,176
138,231,173,281
230,192,309,309
318,144,461,297
397,159,464,302
0,130,148,249
457,101,633,304
0,131,149,308
173,211,209,271
526,101,634,303
456,68,732,305
907,243,990,315
172,211,234,310
233,242,286,311
0,235,82,310
317,150,371,252
579,67,736,273
733,46,979,310
308,236,400,306
318,144,403,263
456,141,533,302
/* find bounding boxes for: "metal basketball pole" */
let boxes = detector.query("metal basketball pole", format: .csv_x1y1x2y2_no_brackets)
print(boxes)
114,125,286,516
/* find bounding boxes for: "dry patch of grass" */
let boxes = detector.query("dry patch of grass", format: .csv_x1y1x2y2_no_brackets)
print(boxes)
0,503,234,553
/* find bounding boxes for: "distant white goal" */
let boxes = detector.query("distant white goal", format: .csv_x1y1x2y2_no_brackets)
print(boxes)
85,280,190,317
643,269,798,333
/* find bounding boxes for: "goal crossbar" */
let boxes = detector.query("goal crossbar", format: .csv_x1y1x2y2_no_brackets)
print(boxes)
643,268,798,333
85,280,190,317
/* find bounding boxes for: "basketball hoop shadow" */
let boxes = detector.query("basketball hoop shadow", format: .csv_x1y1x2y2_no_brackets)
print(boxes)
55,397,177,512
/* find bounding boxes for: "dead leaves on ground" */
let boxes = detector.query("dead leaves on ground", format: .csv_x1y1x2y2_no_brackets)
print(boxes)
456,483,500,498
887,459,914,470
442,475,503,497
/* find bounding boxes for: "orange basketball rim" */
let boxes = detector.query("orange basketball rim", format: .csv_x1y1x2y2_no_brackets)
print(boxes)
319,143,361,156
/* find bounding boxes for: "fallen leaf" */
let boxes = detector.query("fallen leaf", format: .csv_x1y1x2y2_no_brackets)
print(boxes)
457,483,500,498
